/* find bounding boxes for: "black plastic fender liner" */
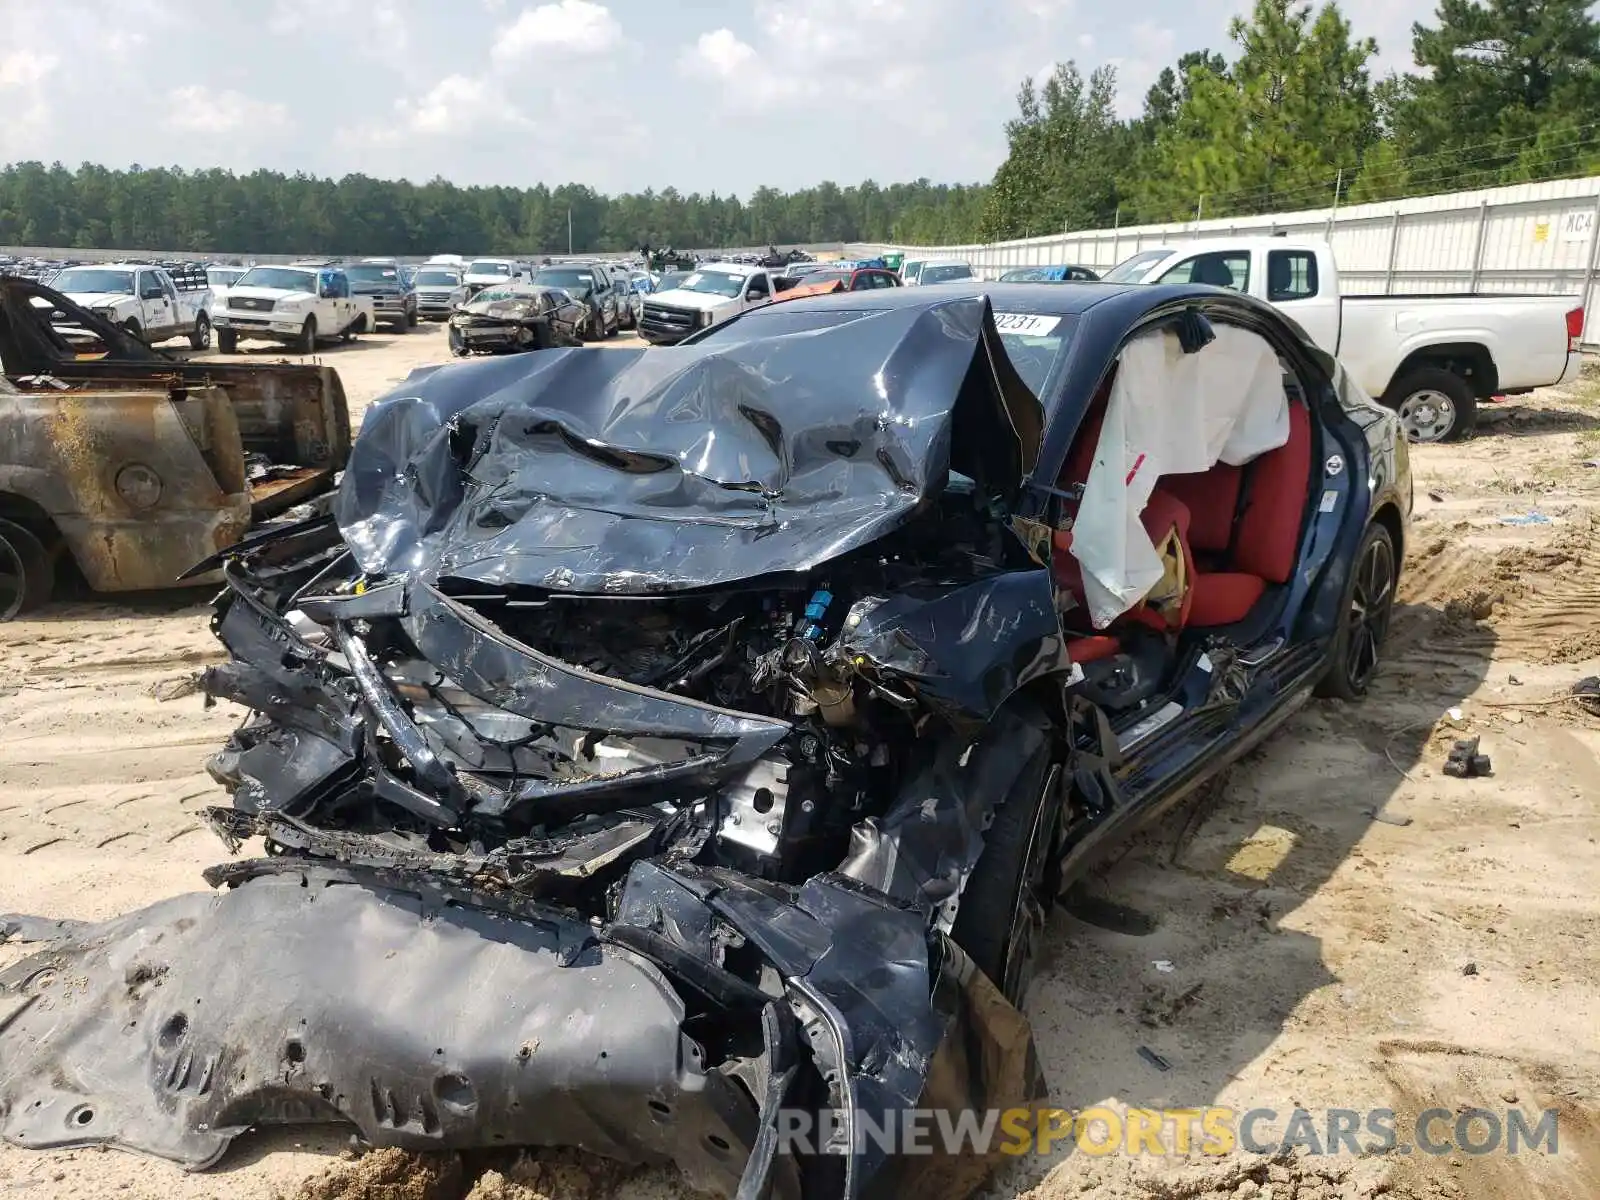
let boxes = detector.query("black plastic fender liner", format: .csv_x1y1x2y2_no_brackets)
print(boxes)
0,866,759,1196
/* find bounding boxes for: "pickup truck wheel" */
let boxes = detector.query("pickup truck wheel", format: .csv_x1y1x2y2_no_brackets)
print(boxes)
122,319,143,342
216,328,238,353
584,310,604,342
189,313,211,350
447,327,468,356
296,316,317,354
1315,522,1396,701
1385,368,1477,443
406,307,418,328
948,706,1062,1006
390,314,409,334
0,519,52,621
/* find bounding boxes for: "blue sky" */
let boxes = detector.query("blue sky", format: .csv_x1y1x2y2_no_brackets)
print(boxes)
1,0,1442,195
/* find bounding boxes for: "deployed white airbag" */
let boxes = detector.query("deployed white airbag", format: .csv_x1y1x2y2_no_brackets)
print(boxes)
1072,323,1289,628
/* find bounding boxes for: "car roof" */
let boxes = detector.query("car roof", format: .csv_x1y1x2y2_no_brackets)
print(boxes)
768,281,1137,317
921,259,972,268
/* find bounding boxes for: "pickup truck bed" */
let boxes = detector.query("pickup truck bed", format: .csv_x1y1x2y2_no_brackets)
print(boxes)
0,276,351,613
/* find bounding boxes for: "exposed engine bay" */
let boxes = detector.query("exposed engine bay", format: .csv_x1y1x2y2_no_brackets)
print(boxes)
205,471,1030,903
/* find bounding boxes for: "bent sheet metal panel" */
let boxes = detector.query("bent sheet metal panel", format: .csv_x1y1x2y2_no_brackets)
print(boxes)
0,866,755,1197
0,861,1045,1200
335,297,1042,593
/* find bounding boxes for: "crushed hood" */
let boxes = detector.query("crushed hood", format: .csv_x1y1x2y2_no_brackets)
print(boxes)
336,296,1044,593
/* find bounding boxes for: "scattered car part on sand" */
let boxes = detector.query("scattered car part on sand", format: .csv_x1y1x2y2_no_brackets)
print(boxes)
0,276,351,612
1,283,1411,1197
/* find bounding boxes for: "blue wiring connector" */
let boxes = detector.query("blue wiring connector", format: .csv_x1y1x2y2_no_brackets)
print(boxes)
798,589,833,641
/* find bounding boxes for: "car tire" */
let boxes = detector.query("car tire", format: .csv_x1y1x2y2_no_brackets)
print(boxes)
447,327,468,357
189,313,211,350
585,309,604,342
1315,522,1397,702
1383,367,1477,444
216,328,238,353
406,307,418,328
296,316,317,354
948,704,1062,1006
122,319,143,342
0,518,53,621
391,315,408,334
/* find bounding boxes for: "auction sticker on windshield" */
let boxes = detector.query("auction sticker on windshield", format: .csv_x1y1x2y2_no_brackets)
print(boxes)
994,313,1061,335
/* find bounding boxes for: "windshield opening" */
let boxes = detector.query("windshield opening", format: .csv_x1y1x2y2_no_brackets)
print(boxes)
414,270,460,286
799,271,849,287
235,267,317,292
534,268,595,292
1100,250,1173,284
676,270,746,298
468,261,513,276
53,268,134,294
344,264,400,283
921,265,974,284
206,268,245,287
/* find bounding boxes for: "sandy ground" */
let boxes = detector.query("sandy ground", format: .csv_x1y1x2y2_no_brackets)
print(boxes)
1,330,1597,1200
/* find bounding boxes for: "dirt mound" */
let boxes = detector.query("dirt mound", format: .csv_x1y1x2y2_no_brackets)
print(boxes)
1015,1147,1393,1199
463,1150,637,1200
277,1149,698,1200
282,1149,464,1200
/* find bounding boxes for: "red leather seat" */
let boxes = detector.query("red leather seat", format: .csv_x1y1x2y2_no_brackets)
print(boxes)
1162,464,1242,560
1054,488,1195,632
1184,402,1313,627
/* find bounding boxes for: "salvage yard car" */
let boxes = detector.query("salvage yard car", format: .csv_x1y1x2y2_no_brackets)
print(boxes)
446,283,585,355
213,264,373,353
637,261,779,343
531,262,624,339
774,263,902,301
908,258,978,285
1000,264,1101,282
51,262,214,349
411,264,471,319
344,258,419,333
463,257,525,296
1100,237,1586,442
0,281,1411,1198
0,276,351,616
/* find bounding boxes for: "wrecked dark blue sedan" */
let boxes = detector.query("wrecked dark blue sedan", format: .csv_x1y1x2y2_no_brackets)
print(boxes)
0,284,1410,1199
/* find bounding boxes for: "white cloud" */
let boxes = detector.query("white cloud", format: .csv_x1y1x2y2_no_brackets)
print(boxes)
682,29,759,80
0,50,59,156
165,86,291,134
491,0,621,64
405,74,527,135
1108,21,1177,116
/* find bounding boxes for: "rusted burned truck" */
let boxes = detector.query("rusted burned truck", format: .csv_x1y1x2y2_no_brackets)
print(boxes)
0,276,351,618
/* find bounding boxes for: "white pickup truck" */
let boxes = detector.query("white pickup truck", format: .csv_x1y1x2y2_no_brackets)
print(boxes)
1102,237,1585,441
212,263,375,354
637,262,779,344
50,263,214,349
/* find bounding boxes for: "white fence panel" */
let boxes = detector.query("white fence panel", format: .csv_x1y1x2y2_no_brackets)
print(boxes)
850,175,1600,347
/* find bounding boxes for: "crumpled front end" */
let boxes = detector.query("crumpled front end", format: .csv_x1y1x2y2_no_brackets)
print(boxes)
1,299,1065,1198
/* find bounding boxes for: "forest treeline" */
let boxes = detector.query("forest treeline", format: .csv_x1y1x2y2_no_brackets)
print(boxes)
1,0,1595,255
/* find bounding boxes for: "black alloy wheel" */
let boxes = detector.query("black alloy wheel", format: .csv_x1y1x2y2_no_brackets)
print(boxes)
1317,523,1396,700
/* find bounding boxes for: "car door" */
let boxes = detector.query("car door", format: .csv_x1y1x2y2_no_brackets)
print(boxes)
1263,247,1339,353
1154,250,1250,292
744,272,772,309
137,270,172,334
